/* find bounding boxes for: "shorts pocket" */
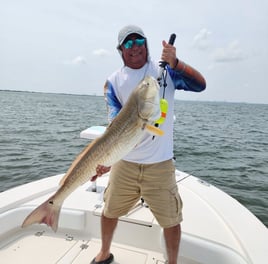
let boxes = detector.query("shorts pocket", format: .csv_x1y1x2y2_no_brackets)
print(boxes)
169,185,183,214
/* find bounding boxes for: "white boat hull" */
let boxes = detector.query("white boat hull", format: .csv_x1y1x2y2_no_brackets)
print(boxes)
1,169,267,264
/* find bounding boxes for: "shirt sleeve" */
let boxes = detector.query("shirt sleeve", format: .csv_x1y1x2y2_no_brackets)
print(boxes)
167,66,206,92
104,80,122,123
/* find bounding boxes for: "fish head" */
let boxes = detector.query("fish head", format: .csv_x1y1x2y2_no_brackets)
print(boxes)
136,76,161,123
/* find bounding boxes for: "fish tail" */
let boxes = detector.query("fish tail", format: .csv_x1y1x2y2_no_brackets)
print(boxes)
21,195,62,232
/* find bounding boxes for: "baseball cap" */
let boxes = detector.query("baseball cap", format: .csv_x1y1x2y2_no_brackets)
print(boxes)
117,25,146,49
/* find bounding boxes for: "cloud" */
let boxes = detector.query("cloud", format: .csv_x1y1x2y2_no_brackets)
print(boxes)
63,56,87,65
92,49,110,57
192,28,212,50
212,40,246,62
71,56,87,65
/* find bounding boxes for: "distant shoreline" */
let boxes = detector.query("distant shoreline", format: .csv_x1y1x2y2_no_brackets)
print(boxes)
1,89,267,106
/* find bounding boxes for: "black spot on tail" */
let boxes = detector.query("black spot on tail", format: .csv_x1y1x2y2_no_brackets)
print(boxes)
49,200,54,205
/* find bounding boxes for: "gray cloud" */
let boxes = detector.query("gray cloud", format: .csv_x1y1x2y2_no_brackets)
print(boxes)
192,28,212,50
212,40,246,62
64,56,87,65
92,49,111,57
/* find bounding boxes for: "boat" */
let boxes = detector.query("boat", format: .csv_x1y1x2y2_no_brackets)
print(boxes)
0,126,267,264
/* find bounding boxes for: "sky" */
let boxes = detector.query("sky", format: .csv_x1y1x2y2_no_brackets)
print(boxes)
1,0,268,104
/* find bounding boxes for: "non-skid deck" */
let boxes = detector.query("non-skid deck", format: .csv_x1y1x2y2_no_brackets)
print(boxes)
0,230,167,264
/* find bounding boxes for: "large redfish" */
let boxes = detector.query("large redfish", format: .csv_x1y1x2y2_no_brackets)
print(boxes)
22,76,163,232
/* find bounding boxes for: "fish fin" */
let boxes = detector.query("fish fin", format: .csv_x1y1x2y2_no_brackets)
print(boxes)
59,173,68,186
21,195,61,232
145,124,164,136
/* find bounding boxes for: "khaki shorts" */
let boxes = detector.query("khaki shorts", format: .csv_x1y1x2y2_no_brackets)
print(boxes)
103,159,183,228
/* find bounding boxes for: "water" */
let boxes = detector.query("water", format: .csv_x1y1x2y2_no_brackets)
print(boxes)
1,90,267,227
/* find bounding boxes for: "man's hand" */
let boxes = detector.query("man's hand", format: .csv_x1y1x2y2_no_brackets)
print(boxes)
91,165,111,181
161,40,177,69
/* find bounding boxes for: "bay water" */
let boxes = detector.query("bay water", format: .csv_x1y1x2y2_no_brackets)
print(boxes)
0,90,267,227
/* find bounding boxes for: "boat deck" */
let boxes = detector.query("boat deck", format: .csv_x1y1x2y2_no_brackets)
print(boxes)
1,229,171,264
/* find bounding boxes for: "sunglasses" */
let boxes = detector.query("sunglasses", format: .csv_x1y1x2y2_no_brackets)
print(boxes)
123,38,145,49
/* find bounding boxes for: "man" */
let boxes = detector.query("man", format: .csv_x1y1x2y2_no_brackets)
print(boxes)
91,25,206,264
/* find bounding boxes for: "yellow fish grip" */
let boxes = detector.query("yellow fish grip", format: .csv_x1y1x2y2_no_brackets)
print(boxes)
155,98,168,125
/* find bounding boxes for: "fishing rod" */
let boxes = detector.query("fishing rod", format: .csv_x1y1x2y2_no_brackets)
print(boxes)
158,33,177,80
154,33,176,128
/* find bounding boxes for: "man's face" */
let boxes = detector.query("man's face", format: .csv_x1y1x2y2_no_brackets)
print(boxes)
121,34,147,69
